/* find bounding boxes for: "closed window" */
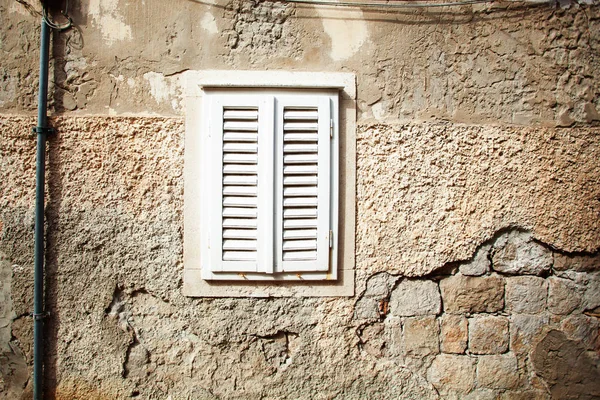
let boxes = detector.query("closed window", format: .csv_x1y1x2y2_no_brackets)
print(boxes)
184,71,354,296
201,90,338,280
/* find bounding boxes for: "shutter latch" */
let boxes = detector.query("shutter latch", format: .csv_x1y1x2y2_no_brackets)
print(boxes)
329,230,334,248
330,119,333,138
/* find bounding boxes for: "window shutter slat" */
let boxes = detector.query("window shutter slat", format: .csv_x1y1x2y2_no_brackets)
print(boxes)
223,196,257,207
223,229,257,239
223,153,257,164
223,239,258,251
283,229,317,240
284,133,319,142
224,132,260,142
222,186,258,196
223,175,257,186
223,143,258,153
222,218,257,229
283,122,319,130
223,251,257,261
223,207,257,218
284,219,318,229
223,109,259,119
223,164,258,174
283,176,318,186
283,240,318,251
283,110,319,119
283,208,317,218
223,120,259,131
283,251,319,261
283,165,319,175
283,197,318,207
284,154,319,164
284,144,319,153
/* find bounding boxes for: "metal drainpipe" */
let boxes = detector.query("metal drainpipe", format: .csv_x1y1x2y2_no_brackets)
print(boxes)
33,17,51,400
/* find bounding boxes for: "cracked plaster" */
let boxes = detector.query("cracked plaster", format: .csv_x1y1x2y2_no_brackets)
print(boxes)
1,1,599,125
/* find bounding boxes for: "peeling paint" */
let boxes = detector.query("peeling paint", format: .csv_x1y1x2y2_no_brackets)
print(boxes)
88,0,133,46
143,72,182,111
316,4,369,61
371,101,388,121
201,12,218,35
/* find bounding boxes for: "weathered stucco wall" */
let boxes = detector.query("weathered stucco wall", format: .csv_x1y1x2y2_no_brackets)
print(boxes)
1,0,599,398
2,0,600,125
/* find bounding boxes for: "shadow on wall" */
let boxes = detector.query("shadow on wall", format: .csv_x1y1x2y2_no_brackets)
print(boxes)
40,118,65,399
1,216,599,398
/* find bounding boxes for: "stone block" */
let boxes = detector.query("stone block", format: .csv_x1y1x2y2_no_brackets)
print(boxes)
358,322,386,357
547,276,582,315
510,314,548,356
459,244,491,277
440,315,468,354
477,354,520,389
583,273,600,311
402,316,440,356
491,231,552,275
554,253,600,272
505,276,547,314
560,314,600,351
427,354,476,394
389,279,441,317
354,297,380,320
469,315,509,354
0,252,14,353
385,317,403,357
363,273,395,298
440,274,504,314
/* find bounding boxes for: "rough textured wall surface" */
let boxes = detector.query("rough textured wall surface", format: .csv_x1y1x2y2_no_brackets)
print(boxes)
1,0,599,398
1,116,599,398
356,123,600,276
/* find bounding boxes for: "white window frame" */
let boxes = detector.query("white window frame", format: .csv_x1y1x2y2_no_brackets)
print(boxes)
183,71,355,297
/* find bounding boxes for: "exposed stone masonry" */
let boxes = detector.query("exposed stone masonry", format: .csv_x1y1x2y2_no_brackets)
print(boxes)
355,230,600,399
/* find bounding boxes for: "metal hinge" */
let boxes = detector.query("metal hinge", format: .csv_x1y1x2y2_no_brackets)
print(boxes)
329,230,334,248
330,119,333,138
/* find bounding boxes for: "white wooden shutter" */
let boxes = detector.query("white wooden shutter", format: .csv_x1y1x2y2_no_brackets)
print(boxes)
276,97,331,272
207,95,274,273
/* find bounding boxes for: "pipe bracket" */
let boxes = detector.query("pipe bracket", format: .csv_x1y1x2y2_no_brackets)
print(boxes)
32,127,55,135
31,312,50,320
